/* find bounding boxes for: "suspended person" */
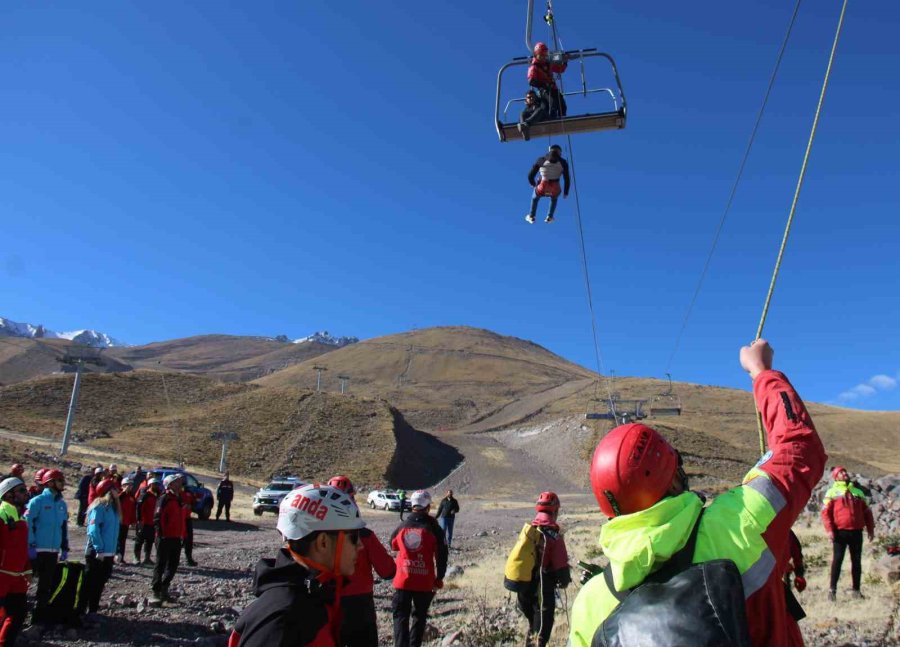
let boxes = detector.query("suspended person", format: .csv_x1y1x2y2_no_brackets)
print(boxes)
821,465,875,601
216,472,234,522
525,144,569,224
0,477,32,646
435,489,460,550
181,486,197,567
116,476,137,564
390,490,448,647
518,90,548,142
80,478,120,619
229,484,365,646
569,339,827,647
329,475,397,647
74,467,93,526
528,42,568,119
25,468,70,626
504,492,571,647
134,477,161,564
151,474,185,602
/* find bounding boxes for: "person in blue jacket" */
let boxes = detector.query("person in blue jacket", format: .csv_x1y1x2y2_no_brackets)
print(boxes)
80,478,121,617
25,468,69,625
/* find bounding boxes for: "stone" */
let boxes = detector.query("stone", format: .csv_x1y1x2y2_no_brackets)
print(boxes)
441,629,464,646
209,620,226,633
423,624,441,642
445,565,464,580
873,554,900,584
149,599,164,608
473,531,488,537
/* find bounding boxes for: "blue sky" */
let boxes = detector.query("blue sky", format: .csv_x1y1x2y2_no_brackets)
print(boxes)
2,1,898,410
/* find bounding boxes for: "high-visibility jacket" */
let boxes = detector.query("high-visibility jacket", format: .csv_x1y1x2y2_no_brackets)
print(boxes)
0,501,32,595
569,370,826,647
820,481,874,535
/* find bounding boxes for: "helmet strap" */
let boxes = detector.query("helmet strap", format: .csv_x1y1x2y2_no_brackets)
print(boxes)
287,531,346,644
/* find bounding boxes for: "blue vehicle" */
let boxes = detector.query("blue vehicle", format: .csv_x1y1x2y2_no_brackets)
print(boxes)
147,467,215,520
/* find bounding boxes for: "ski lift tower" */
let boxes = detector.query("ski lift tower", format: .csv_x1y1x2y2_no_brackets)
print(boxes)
58,346,104,456
313,365,328,392
337,375,351,394
211,431,240,473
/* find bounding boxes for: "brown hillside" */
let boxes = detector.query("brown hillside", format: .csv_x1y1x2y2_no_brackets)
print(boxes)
0,337,131,385
106,334,337,382
0,371,461,487
255,326,595,429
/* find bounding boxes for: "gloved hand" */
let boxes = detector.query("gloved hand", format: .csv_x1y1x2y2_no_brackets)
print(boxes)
28,547,37,561
794,576,807,592
433,579,444,591
868,532,875,542
60,550,69,562
577,561,603,586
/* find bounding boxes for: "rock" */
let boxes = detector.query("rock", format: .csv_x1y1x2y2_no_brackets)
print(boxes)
473,531,488,537
423,624,441,641
149,599,164,608
873,554,900,583
116,594,136,607
445,565,464,580
209,620,226,633
442,629,464,646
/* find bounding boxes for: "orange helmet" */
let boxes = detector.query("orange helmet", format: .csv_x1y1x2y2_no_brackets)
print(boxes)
10,464,24,478
328,475,356,495
34,468,48,484
40,469,65,485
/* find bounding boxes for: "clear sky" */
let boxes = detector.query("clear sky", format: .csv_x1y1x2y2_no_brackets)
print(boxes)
3,1,898,410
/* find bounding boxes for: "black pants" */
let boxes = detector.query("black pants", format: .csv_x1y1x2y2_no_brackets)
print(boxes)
81,551,114,613
0,591,27,644
216,499,232,521
76,498,88,526
183,519,194,562
31,552,58,624
151,538,181,593
134,524,155,561
342,593,378,647
540,87,567,119
516,578,556,647
830,529,863,591
116,524,129,559
391,589,434,647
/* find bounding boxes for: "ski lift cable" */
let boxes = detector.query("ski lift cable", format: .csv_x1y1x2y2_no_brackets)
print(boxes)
664,0,804,377
754,0,849,455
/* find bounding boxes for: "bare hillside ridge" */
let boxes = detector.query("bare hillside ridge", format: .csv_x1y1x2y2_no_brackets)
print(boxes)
0,337,130,386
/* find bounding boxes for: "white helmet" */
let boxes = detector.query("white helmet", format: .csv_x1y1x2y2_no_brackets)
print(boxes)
163,474,183,488
148,477,162,486
0,477,24,499
277,484,365,541
121,476,133,486
410,490,432,509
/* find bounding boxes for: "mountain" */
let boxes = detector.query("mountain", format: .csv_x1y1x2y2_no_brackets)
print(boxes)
293,331,359,347
0,337,131,386
0,317,125,348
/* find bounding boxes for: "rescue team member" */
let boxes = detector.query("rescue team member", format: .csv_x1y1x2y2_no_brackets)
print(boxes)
328,475,397,647
74,467,93,526
87,466,106,505
152,474,185,601
134,477,161,564
390,490,448,647
80,479,121,616
229,484,365,646
0,477,32,645
216,472,234,522
569,339,827,647
435,489,460,549
27,468,47,499
525,145,569,224
821,465,875,600
25,468,69,625
181,487,197,567
527,42,568,119
505,492,571,647
116,476,137,564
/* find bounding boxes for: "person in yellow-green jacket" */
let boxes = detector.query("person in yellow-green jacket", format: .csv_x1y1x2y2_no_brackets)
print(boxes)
569,339,826,647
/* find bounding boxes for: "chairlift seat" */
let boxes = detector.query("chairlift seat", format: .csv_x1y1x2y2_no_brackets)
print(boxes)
650,406,682,417
499,111,625,142
585,412,616,420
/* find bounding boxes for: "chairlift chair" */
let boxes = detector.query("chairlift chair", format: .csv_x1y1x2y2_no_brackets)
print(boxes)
649,373,683,417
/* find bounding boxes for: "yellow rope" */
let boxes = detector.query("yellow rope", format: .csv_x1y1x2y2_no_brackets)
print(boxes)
755,0,849,455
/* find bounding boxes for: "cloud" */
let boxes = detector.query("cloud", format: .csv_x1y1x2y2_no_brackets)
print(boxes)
835,372,898,403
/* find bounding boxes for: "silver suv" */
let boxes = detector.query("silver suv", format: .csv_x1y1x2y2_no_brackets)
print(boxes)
252,477,305,516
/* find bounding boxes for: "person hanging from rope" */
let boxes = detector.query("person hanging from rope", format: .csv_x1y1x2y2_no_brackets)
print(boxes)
518,90,548,142
526,144,569,224
528,42,568,119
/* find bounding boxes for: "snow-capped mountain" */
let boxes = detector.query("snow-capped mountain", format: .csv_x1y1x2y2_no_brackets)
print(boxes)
0,317,126,348
293,331,359,347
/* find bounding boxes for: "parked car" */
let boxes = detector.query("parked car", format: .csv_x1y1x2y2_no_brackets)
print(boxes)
252,477,305,516
367,490,402,511
147,467,216,520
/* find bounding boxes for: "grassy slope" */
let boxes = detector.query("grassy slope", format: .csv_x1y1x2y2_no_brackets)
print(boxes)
0,337,130,385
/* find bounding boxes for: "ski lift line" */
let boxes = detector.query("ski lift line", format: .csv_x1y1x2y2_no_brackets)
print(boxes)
664,0,804,377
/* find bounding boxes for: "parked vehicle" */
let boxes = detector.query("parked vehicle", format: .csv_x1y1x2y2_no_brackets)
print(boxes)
149,467,216,520
367,490,402,511
252,477,305,516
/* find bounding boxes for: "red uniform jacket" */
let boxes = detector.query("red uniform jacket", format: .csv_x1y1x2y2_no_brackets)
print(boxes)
820,486,875,535
87,478,100,505
137,490,158,527
0,502,32,595
527,56,567,90
180,490,195,539
155,491,185,540
119,490,137,527
390,511,448,592
343,528,396,597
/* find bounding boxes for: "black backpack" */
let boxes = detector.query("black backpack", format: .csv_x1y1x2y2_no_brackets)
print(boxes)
592,509,751,647
45,561,85,624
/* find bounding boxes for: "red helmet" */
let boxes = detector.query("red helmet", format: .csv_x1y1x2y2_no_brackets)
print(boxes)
10,464,24,478
34,468,47,484
94,478,117,498
590,424,678,518
328,475,356,495
536,491,560,513
40,469,65,485
534,42,549,57
831,465,848,480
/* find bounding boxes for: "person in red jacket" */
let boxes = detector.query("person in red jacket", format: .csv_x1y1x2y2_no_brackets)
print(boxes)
821,465,876,600
116,476,137,564
328,475,397,647
27,468,46,500
390,490,448,647
151,474,186,601
87,467,106,505
527,42,568,118
181,488,197,566
134,477,160,564
0,477,32,646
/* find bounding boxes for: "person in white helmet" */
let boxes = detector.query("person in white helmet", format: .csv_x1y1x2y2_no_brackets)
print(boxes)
229,484,365,647
390,490,448,647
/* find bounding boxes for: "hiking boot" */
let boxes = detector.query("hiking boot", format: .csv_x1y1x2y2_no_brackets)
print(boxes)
143,557,154,565
187,558,198,567
545,214,555,223
850,590,865,600
827,590,836,602
525,214,536,224
152,589,164,602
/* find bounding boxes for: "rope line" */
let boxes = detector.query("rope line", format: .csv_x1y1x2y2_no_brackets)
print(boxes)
665,0,804,375
755,0,849,454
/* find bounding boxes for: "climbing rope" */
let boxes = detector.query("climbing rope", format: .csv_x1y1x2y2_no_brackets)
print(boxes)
755,0,849,455
664,0,804,376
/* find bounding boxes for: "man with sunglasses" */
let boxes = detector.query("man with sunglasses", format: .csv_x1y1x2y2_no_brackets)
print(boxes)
0,477,32,645
152,474,186,602
25,468,70,626
230,484,365,646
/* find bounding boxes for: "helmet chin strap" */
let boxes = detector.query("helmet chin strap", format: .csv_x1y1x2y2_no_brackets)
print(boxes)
288,531,347,644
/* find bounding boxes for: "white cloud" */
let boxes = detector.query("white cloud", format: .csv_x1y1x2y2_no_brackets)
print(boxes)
835,371,898,403
869,374,897,390
837,384,877,402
